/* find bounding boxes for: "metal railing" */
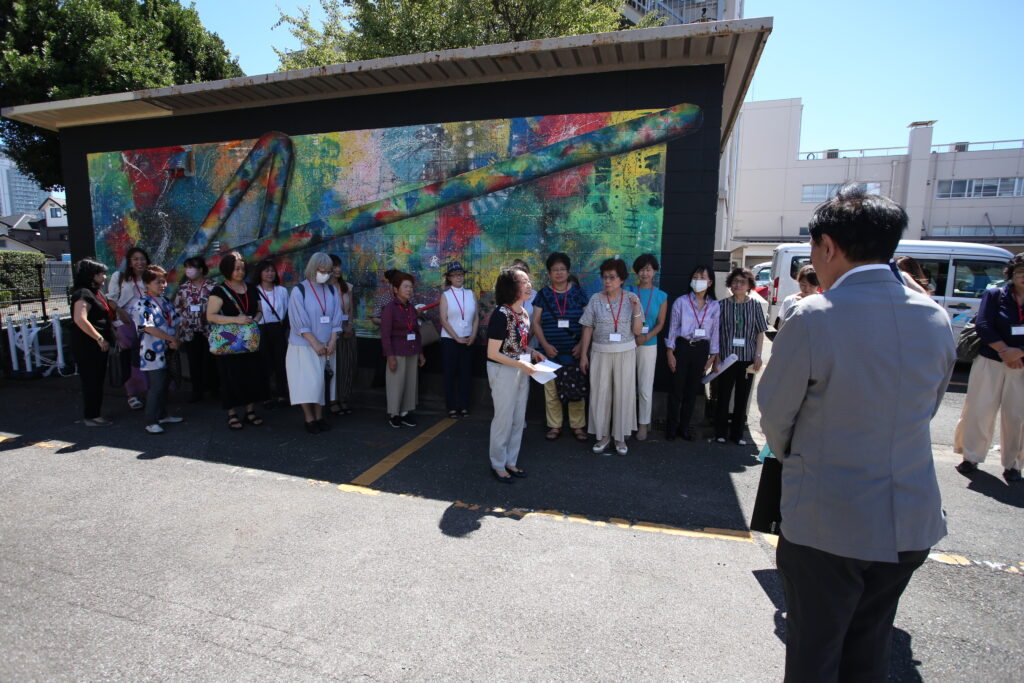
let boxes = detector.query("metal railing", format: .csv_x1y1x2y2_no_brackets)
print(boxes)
623,0,723,24
799,146,908,161
929,139,1024,154
0,261,72,327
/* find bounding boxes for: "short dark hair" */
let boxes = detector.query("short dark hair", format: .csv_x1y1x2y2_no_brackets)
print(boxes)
545,252,571,271
725,266,756,289
808,183,906,263
249,258,281,286
219,251,245,280
140,265,166,285
1004,253,1024,280
73,258,108,290
688,265,716,299
600,258,628,281
796,264,819,287
633,253,660,273
494,267,521,307
390,271,415,289
182,256,209,276
122,247,150,281
510,258,531,274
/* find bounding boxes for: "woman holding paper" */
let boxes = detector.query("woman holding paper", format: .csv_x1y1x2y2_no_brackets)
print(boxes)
579,258,644,456
713,267,767,445
486,266,544,483
665,265,720,441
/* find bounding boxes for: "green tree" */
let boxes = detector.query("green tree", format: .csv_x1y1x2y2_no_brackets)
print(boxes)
274,0,661,69
0,0,244,191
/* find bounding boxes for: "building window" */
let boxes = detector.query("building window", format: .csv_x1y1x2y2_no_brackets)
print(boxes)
935,177,1024,199
801,182,882,202
49,207,62,218
798,227,809,236
933,225,1024,237
952,260,1006,299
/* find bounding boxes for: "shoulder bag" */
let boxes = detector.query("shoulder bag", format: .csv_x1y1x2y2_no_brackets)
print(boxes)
208,285,261,355
956,317,980,362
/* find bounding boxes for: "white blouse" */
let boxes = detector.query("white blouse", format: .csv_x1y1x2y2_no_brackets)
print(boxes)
440,287,477,339
256,285,290,324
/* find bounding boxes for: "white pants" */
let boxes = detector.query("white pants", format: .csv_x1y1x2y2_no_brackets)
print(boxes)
635,344,657,425
954,355,1024,470
487,362,529,471
588,348,638,442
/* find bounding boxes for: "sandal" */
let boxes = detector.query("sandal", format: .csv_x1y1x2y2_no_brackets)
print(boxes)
448,410,460,419
127,396,144,410
245,411,264,426
329,401,343,416
227,414,244,430
459,409,470,418
340,404,353,415
573,428,589,442
545,428,561,440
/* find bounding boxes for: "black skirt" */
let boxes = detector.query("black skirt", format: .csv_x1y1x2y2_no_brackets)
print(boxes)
216,351,270,410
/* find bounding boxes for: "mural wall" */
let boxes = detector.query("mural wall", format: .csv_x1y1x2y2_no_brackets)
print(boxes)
87,104,702,336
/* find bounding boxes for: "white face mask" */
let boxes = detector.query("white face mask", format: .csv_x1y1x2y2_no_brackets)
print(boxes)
691,279,709,293
184,267,199,280
315,272,331,284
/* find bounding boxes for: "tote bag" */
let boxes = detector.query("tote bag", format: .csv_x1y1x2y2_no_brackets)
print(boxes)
208,322,261,355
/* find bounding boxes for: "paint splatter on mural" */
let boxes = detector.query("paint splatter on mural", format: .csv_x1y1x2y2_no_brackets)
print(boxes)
88,104,702,336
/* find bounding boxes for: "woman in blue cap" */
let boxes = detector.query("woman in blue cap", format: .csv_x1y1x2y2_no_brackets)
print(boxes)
438,261,479,418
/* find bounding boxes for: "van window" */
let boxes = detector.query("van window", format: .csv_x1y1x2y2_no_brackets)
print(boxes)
788,257,811,280
952,260,1006,298
913,259,949,296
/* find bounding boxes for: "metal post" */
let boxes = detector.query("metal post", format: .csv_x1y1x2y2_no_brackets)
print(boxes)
37,263,48,322
6,318,19,373
52,317,65,371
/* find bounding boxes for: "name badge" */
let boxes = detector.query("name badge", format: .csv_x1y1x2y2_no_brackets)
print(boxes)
319,315,330,324
732,337,746,347
407,333,417,341
609,333,622,342
693,328,707,338
519,353,532,363
340,313,349,322
189,304,201,312
1013,325,1024,336
557,319,570,328
641,325,650,334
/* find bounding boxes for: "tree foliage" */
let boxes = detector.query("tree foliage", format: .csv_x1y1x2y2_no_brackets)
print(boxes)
275,0,662,69
0,0,244,191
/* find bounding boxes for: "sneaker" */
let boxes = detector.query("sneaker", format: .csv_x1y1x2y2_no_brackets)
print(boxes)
716,437,727,444
592,437,610,454
389,415,403,428
614,441,628,456
127,397,144,410
955,460,978,475
400,413,418,427
736,438,748,446
145,424,165,435
83,417,113,427
158,416,184,424
1004,468,1022,483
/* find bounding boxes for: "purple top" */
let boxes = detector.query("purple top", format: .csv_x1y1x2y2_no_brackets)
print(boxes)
381,298,422,357
666,293,721,354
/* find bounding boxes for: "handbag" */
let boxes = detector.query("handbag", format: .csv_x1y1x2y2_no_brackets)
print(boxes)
208,322,261,355
956,317,980,362
419,318,440,346
106,345,124,388
555,363,589,402
749,453,782,535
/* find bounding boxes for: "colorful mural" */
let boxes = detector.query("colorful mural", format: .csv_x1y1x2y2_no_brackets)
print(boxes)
88,104,702,336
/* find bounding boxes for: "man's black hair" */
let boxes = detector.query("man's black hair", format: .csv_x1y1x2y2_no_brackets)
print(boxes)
808,184,906,263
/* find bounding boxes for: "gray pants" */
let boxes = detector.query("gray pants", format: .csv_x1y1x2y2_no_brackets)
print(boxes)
386,354,418,416
487,362,529,471
144,368,169,425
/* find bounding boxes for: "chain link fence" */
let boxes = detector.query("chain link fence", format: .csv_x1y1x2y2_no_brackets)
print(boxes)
0,261,73,327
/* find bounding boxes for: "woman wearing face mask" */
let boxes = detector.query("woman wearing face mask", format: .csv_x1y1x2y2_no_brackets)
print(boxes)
713,267,767,445
381,271,426,428
71,258,117,426
328,254,357,416
625,254,669,441
665,266,720,440
107,246,151,410
174,256,219,403
777,265,819,330
207,251,270,430
579,258,645,455
251,258,290,406
439,261,478,419
134,265,184,434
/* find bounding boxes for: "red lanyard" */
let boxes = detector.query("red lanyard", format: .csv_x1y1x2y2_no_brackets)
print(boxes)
132,278,143,300
95,291,114,319
688,294,709,329
638,287,655,321
400,301,416,333
552,287,569,318
605,292,625,332
451,288,466,320
309,283,327,315
157,297,173,322
228,284,249,315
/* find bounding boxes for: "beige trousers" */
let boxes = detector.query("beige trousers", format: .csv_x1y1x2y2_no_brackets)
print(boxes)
386,355,418,416
954,355,1024,469
544,380,586,429
588,348,637,442
635,344,657,425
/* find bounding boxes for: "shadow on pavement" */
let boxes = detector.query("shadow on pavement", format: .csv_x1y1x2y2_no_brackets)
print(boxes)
963,471,1024,508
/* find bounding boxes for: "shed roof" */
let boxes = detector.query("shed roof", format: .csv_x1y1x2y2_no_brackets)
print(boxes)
1,18,771,150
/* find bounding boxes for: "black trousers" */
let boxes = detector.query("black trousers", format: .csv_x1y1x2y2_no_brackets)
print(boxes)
441,337,473,411
776,534,928,683
183,334,219,400
714,360,754,440
666,339,709,435
259,322,289,400
73,341,108,419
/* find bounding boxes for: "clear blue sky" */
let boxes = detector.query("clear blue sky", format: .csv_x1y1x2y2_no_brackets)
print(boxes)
190,0,1024,153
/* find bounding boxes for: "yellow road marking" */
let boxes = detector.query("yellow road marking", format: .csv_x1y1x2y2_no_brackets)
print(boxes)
350,418,457,486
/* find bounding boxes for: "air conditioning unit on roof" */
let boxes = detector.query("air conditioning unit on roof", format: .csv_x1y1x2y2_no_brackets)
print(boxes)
950,142,968,153
826,149,839,159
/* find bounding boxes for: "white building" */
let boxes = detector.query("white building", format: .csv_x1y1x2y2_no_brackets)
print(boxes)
39,197,67,228
0,153,50,219
722,98,1024,267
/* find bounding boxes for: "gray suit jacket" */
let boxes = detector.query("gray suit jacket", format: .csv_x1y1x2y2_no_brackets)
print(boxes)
757,268,955,562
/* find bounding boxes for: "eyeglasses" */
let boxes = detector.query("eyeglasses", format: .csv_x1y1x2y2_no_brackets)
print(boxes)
601,274,620,281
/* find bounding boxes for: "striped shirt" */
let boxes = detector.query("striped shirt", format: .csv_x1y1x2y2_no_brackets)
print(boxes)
718,297,768,362
534,284,588,354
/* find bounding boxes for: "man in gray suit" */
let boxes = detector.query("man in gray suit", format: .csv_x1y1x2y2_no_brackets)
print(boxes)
758,184,956,682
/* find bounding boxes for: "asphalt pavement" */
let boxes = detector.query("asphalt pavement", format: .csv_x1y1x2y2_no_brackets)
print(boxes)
0,349,1020,682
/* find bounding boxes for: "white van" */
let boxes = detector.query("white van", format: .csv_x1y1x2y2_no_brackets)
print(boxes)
767,240,1014,334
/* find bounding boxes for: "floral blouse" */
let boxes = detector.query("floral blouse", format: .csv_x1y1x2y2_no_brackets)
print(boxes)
173,278,215,342
132,295,179,371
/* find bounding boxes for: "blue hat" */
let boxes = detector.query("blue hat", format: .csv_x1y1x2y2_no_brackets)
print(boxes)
445,261,465,275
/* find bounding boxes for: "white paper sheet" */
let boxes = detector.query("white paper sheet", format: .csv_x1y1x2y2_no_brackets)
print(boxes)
701,353,738,384
530,360,562,385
